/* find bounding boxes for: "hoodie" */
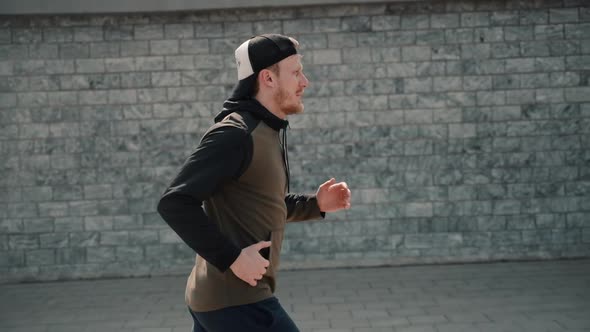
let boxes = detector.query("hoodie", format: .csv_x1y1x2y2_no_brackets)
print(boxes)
157,99,324,312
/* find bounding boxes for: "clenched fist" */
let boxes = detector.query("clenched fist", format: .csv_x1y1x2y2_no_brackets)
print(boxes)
316,178,351,213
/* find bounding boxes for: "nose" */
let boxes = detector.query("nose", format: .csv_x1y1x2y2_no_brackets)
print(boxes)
300,73,309,88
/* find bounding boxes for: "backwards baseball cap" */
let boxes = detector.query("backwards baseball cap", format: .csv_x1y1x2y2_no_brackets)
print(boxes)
230,34,299,100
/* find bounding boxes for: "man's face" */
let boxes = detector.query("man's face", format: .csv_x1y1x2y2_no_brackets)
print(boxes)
273,55,309,116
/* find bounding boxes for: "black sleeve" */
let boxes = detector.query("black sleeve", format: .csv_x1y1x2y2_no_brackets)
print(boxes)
285,194,326,222
157,125,252,272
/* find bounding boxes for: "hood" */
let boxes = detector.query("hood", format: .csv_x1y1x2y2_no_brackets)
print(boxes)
216,98,289,131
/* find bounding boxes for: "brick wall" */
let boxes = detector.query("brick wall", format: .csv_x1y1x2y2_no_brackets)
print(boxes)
1,0,589,283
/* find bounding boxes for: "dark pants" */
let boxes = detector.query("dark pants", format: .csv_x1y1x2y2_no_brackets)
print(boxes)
188,297,299,332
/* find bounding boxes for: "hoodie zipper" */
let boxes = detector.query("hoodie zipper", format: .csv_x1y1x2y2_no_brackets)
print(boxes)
279,127,291,193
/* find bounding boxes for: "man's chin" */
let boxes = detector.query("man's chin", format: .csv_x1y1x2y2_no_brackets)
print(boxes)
283,104,304,116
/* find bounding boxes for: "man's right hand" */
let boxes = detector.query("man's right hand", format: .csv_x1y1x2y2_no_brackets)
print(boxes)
229,241,271,286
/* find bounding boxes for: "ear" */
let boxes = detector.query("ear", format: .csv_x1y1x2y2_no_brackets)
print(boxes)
258,69,275,89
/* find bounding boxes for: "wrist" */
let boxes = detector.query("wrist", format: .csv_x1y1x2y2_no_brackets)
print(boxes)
313,195,323,210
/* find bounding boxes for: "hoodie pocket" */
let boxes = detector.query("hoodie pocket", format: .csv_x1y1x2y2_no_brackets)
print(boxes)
260,231,272,261
266,230,284,275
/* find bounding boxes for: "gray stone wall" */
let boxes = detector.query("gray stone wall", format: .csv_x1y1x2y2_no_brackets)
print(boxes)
1,0,589,283
0,0,416,15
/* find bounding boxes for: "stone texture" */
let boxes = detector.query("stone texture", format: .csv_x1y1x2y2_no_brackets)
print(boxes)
0,0,588,283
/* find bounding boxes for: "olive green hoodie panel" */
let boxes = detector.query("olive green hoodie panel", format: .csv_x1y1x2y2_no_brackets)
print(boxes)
186,117,288,312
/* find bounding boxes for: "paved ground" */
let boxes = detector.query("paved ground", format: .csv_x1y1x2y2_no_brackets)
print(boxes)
1,259,589,332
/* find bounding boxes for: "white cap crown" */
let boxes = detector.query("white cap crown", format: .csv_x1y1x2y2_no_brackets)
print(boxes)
235,39,254,80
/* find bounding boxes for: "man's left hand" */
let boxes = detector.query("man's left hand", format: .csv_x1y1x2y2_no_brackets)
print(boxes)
316,178,351,213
